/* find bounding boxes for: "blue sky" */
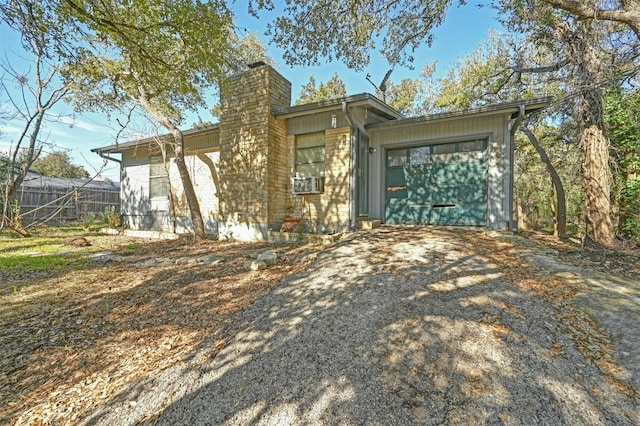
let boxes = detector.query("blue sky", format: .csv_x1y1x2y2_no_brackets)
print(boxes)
0,1,502,182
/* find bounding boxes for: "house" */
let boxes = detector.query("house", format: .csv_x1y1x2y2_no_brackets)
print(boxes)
92,63,549,241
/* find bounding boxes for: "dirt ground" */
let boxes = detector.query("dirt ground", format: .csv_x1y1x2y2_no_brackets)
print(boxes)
520,231,640,282
1,231,316,425
1,228,639,425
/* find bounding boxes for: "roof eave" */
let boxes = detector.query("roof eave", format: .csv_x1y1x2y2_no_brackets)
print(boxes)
92,124,220,154
273,93,404,120
366,97,553,131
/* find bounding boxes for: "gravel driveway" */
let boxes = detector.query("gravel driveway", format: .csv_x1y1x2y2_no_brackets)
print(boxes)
85,227,639,425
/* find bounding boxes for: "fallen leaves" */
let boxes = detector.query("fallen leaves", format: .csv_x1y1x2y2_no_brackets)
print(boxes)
1,234,314,425
456,231,639,399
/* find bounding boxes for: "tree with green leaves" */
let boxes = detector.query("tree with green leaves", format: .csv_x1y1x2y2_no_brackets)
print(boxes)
250,0,461,69
493,0,640,247
380,78,425,117
31,151,89,179
604,87,640,243
63,0,256,241
2,0,269,240
295,73,347,105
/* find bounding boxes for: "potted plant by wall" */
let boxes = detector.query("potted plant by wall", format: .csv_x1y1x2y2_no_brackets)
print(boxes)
280,215,302,232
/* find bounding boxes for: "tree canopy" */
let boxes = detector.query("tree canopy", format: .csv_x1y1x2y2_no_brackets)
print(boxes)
295,73,347,105
250,0,462,69
30,151,89,179
2,0,270,240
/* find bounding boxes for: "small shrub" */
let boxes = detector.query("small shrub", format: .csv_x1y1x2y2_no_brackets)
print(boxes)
84,206,120,231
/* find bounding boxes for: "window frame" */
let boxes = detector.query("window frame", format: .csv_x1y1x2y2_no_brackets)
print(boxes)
149,155,169,199
386,139,488,167
295,132,326,178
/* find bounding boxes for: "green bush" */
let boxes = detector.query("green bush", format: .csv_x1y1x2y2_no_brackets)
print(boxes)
84,206,120,231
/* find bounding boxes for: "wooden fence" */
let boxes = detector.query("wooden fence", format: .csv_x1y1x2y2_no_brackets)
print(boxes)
17,185,120,223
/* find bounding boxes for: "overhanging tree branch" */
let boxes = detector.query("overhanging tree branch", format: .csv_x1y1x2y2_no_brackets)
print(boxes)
544,0,640,38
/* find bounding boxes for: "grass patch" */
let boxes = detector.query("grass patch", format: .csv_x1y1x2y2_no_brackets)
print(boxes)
124,242,141,250
0,226,102,275
0,253,82,272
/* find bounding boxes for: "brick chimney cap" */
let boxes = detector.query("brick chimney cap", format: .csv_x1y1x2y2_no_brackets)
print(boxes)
248,61,267,69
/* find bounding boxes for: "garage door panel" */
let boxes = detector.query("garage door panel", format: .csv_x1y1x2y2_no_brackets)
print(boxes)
386,199,416,224
458,184,487,203
457,204,487,225
386,168,408,201
431,206,458,225
428,163,457,184
429,186,457,205
385,140,487,226
427,161,486,185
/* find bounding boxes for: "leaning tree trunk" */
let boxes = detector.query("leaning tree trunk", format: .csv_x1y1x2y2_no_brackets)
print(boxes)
138,89,207,240
521,127,566,239
169,128,207,240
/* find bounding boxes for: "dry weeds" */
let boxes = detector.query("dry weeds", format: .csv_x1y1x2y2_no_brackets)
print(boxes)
1,231,314,425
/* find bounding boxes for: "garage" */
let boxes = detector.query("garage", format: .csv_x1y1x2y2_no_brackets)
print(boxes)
385,139,487,226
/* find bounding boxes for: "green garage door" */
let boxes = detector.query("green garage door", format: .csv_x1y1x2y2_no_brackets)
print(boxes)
385,139,487,226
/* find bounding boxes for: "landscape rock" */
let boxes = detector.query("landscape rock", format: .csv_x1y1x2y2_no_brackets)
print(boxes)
175,256,197,265
296,251,318,263
196,255,223,265
244,260,267,271
87,251,115,262
256,251,278,266
66,236,91,247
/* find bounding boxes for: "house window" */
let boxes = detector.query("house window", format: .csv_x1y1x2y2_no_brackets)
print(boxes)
458,139,486,160
295,132,325,177
432,143,457,162
149,156,169,198
387,148,408,168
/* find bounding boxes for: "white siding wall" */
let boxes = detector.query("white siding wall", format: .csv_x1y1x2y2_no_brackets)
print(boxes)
120,148,220,233
167,151,220,233
120,162,155,230
368,113,512,229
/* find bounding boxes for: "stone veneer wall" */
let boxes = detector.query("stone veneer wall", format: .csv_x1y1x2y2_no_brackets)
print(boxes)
217,65,291,240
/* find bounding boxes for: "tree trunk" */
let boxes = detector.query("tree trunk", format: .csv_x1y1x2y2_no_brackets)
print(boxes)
521,127,567,239
559,22,615,248
170,129,207,240
583,124,615,247
137,89,207,240
517,197,539,231
2,109,45,231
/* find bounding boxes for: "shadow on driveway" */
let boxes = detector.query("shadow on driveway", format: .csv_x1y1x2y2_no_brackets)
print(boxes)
85,227,639,425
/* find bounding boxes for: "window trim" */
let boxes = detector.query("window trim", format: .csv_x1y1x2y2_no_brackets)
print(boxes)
295,132,326,178
149,155,169,199
386,138,487,168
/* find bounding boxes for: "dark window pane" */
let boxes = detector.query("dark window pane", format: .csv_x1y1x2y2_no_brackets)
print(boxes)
388,149,408,167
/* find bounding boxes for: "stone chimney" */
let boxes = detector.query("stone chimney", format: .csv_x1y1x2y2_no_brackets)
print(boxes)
217,64,292,240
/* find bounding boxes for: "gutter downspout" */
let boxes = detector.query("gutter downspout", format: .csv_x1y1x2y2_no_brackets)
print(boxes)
342,101,362,231
508,104,526,232
95,150,122,164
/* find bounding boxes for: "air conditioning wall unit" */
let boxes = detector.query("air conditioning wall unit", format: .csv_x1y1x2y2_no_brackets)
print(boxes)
291,176,324,194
